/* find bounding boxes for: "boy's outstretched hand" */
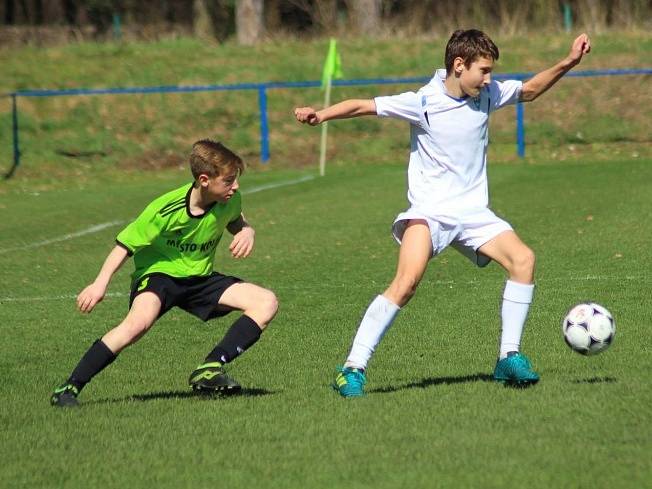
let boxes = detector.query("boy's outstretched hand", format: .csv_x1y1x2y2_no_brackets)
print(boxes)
294,107,321,125
230,226,255,258
568,33,591,65
77,282,107,313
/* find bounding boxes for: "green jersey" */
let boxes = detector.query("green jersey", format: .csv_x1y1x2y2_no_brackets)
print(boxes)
116,183,242,282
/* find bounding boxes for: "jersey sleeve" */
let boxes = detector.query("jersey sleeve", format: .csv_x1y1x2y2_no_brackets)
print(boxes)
489,79,523,112
115,204,165,256
374,91,423,125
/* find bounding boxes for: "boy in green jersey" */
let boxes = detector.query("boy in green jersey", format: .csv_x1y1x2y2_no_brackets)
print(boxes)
51,140,278,407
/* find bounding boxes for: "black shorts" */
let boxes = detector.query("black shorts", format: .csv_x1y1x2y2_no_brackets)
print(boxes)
129,272,243,321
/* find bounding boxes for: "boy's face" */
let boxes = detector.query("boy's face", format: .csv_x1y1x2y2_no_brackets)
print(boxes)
457,56,494,97
200,170,239,202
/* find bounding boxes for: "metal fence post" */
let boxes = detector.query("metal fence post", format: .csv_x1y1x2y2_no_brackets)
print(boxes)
258,85,270,162
516,102,525,158
4,94,20,179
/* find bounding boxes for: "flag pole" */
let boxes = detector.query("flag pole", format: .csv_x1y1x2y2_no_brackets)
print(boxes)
319,38,342,178
319,76,332,177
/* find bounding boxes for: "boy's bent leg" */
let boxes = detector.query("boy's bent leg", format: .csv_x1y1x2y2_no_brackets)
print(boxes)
190,283,278,393
478,230,535,284
102,292,162,354
478,231,539,385
335,220,432,397
384,220,433,307
217,282,278,329
51,293,161,407
347,219,431,369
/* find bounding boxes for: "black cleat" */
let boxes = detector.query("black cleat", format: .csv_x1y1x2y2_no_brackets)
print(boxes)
188,362,241,394
50,383,80,407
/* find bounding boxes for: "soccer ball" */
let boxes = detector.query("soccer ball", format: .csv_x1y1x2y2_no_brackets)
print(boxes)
562,302,615,355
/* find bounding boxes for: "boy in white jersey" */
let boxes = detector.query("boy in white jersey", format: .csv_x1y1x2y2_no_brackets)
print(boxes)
50,140,278,407
295,29,591,396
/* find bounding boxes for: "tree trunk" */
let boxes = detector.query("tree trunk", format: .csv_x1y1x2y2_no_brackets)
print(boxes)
193,0,214,40
4,0,15,24
63,0,78,25
264,0,281,32
346,0,381,36
34,0,43,24
236,0,263,45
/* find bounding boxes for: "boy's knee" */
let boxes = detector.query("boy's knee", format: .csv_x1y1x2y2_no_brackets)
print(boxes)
388,274,420,306
104,317,154,353
263,290,279,317
254,290,278,326
121,318,152,339
517,248,536,272
510,247,536,278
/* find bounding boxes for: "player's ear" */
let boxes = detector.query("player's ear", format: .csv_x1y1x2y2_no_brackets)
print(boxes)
197,173,210,188
453,57,465,76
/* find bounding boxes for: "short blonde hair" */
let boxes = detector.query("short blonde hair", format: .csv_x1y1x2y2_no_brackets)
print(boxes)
190,139,245,180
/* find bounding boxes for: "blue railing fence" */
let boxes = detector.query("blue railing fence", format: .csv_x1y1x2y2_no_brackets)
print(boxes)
3,68,651,179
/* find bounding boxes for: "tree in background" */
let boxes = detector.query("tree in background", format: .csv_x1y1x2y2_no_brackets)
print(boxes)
346,0,379,35
1,0,651,44
236,0,264,45
193,0,234,43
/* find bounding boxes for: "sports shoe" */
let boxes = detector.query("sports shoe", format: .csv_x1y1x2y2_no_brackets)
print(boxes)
493,352,540,386
188,362,241,394
50,383,80,407
332,366,367,398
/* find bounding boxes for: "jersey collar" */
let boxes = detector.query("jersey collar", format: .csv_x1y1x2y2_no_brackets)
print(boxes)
185,183,217,219
433,68,469,102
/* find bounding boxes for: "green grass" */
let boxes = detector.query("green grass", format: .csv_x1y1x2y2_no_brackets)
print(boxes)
1,158,651,488
1,31,650,488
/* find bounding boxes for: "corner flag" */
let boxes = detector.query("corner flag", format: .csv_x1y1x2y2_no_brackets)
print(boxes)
321,38,343,89
319,39,343,176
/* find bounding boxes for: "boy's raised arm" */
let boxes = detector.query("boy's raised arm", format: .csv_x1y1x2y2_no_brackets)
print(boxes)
520,33,591,102
294,99,377,126
77,245,129,313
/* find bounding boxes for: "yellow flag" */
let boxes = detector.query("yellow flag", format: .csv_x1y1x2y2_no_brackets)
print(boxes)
321,38,343,89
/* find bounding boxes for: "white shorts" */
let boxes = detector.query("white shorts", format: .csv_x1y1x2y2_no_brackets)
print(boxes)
392,207,513,267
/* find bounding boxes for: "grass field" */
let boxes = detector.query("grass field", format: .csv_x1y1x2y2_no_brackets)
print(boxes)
1,157,651,488
1,31,650,488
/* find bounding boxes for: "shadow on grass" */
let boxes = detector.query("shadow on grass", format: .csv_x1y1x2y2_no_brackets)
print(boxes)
572,376,617,384
87,387,275,406
369,372,495,394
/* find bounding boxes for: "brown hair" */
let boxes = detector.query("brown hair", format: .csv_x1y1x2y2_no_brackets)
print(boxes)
189,139,244,180
445,29,499,75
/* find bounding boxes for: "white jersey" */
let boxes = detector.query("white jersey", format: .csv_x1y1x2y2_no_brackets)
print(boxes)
374,69,522,214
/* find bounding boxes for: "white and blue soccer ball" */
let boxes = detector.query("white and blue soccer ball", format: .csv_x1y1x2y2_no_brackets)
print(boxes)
562,302,615,355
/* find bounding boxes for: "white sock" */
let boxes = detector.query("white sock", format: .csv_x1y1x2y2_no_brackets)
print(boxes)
499,280,535,359
344,295,400,370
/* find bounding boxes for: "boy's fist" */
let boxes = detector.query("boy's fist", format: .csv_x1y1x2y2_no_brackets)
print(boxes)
294,107,322,125
569,33,591,64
